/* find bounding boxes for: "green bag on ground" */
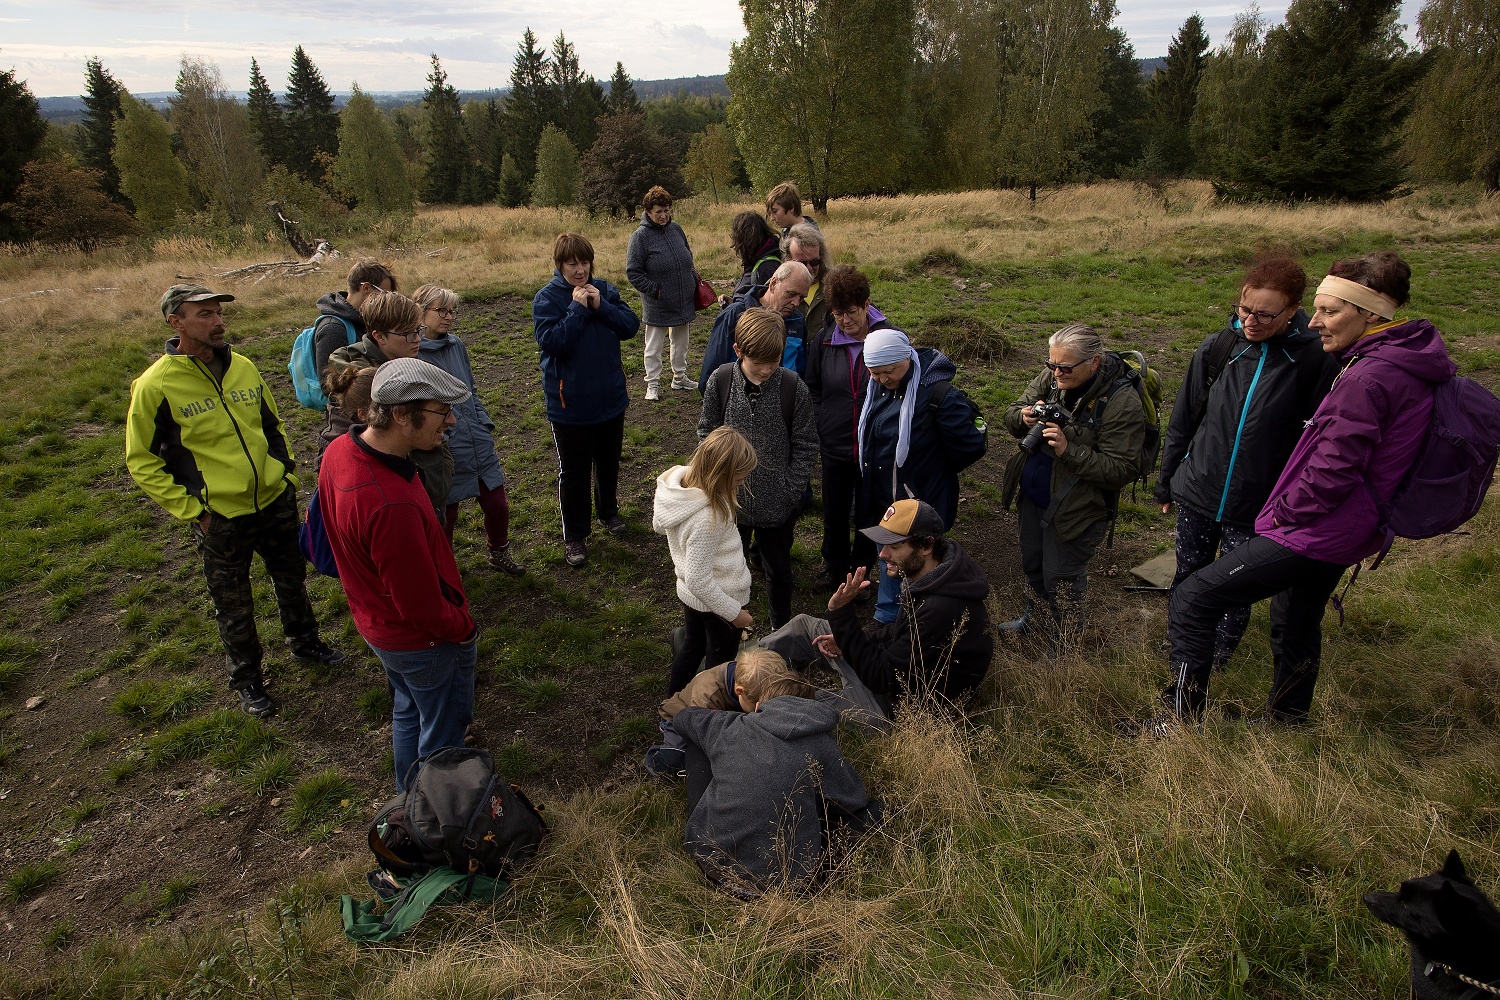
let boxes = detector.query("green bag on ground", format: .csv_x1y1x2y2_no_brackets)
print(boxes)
339,867,508,944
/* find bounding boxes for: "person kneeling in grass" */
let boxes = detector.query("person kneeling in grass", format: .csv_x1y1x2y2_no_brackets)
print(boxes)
673,664,880,899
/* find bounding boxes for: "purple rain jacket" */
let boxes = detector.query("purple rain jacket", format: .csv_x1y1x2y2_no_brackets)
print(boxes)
1254,319,1457,566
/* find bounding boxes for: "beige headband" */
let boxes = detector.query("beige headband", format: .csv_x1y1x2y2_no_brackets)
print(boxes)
1316,275,1398,320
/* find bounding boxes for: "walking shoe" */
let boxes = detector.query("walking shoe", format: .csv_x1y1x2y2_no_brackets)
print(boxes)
237,684,277,718
291,639,348,667
1114,712,1182,740
488,545,526,577
645,382,661,401
564,539,587,567
670,374,695,391
602,515,628,536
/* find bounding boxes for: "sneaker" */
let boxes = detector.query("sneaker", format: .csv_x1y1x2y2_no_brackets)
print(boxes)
645,382,661,401
670,375,695,391
602,515,627,536
1114,712,1182,740
237,684,277,718
488,545,526,577
564,539,587,567
291,639,348,667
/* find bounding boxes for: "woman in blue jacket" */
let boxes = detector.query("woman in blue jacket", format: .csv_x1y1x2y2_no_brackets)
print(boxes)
533,232,641,567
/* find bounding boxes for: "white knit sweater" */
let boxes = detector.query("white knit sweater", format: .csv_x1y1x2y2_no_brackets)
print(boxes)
652,465,751,621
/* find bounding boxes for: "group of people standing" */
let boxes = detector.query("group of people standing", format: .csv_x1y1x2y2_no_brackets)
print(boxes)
122,174,1462,893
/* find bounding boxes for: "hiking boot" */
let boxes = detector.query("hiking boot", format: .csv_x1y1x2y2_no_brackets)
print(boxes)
1114,712,1182,740
997,607,1031,636
602,515,628,536
291,639,348,667
670,374,695,391
237,683,277,718
488,545,526,577
564,539,587,567
645,382,661,401
642,745,687,781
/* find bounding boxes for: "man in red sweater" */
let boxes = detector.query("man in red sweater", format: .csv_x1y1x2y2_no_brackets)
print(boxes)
318,358,478,790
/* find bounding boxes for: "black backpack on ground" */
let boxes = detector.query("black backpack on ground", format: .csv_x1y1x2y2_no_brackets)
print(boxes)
368,747,547,879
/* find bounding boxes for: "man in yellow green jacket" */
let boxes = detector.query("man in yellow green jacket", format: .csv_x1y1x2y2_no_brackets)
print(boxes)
125,285,346,717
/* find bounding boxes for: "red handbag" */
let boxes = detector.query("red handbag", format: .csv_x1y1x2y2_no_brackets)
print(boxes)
693,272,716,310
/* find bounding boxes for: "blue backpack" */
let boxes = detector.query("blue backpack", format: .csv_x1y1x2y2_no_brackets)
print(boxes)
1371,374,1500,567
289,316,357,409
298,487,340,577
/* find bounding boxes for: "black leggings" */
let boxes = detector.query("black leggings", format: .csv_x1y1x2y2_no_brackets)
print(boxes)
669,601,741,696
550,415,623,542
1164,535,1348,721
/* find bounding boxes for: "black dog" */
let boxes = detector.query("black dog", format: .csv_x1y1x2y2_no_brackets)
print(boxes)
1365,850,1500,998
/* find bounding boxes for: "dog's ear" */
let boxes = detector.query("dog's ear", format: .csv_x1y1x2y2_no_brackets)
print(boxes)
1441,850,1470,884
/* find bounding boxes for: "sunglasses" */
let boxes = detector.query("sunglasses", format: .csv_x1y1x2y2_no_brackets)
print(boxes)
1043,359,1089,374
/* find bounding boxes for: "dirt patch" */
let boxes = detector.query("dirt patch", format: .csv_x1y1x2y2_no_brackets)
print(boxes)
0,293,1167,967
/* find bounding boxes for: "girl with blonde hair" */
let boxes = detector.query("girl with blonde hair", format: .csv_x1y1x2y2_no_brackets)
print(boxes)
653,427,759,694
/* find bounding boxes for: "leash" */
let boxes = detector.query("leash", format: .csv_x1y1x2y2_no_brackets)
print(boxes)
1426,960,1500,998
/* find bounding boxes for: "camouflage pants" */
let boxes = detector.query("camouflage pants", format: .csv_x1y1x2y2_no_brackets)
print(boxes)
191,487,319,691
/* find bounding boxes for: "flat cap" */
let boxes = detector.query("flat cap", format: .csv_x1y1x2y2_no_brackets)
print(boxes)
370,358,471,406
160,284,234,320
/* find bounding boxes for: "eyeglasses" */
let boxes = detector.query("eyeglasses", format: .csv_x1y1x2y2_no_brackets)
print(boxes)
430,308,455,319
1043,359,1088,374
419,407,453,420
1236,303,1288,324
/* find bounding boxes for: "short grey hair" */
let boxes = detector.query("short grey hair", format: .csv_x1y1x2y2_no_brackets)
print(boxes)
772,260,812,286
1049,323,1104,361
411,283,460,313
781,223,829,275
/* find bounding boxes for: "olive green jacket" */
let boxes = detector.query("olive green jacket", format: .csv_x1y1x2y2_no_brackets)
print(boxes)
1000,353,1147,542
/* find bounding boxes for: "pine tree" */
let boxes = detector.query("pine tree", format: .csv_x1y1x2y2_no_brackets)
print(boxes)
172,56,265,223
1142,14,1209,176
532,124,580,207
420,54,468,203
1078,26,1148,179
113,94,194,229
504,29,554,183
1407,0,1500,190
81,58,127,204
1216,0,1425,199
497,153,529,207
246,58,286,171
550,33,605,151
579,108,683,215
0,65,47,238
334,86,414,211
727,0,916,211
606,62,641,114
283,46,339,185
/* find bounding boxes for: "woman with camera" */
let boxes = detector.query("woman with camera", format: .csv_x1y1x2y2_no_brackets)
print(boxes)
1136,251,1457,731
1153,255,1336,672
1000,324,1147,649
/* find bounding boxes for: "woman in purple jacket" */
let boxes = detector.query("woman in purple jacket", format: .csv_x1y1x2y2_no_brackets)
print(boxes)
1135,251,1457,732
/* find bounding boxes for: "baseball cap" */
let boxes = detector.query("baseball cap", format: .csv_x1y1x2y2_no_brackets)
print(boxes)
860,498,945,545
160,284,234,320
370,357,471,406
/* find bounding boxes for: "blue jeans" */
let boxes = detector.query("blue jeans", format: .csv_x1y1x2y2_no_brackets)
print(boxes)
370,638,478,790
874,560,902,623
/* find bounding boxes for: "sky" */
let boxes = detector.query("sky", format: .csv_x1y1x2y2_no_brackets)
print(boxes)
3,0,1425,99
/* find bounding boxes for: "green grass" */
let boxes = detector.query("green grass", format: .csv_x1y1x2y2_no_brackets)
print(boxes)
4,858,63,902
144,710,281,773
76,727,111,753
63,796,107,829
240,750,297,794
356,685,392,725
41,918,75,950
284,770,360,837
111,677,212,725
588,714,657,764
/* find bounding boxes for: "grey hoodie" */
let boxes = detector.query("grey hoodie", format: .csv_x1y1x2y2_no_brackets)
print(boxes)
697,363,818,527
674,697,879,896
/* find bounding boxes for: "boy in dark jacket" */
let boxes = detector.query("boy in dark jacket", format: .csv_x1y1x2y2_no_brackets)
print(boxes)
699,308,818,629
674,672,879,899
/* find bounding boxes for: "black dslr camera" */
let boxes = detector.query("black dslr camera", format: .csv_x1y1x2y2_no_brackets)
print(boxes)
1019,401,1070,455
